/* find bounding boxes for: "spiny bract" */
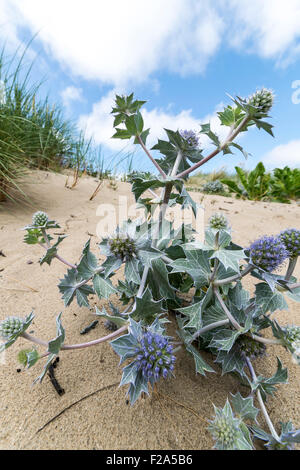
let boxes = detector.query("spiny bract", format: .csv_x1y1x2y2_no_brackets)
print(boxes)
0,316,24,340
179,129,199,148
17,349,32,366
279,229,300,259
134,331,176,382
107,234,138,260
32,211,49,227
247,88,274,114
209,213,229,231
249,235,288,272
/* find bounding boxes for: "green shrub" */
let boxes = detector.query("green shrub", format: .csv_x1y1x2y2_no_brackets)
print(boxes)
269,166,300,202
222,162,270,201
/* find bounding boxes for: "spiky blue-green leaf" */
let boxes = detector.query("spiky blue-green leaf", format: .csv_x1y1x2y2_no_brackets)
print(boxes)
95,306,127,328
255,283,288,314
230,392,259,422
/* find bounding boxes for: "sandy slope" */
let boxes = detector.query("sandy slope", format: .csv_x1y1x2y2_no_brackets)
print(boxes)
0,170,299,450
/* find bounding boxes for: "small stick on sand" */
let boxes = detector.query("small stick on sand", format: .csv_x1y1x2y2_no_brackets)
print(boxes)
36,381,119,434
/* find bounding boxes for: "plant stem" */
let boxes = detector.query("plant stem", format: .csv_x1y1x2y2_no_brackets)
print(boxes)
192,319,230,341
54,254,77,270
285,257,298,281
176,115,250,179
252,334,281,346
39,230,77,270
133,151,181,304
214,288,282,345
136,135,166,179
22,332,48,347
22,325,128,352
213,264,253,286
41,228,51,248
171,150,183,177
74,267,104,289
137,266,149,298
245,357,280,441
214,287,241,330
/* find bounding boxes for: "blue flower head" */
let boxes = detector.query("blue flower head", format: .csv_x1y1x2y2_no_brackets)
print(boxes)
249,235,288,272
134,330,176,382
179,129,199,149
279,229,300,259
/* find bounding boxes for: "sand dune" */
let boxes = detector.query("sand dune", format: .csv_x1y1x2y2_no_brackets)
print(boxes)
0,170,299,450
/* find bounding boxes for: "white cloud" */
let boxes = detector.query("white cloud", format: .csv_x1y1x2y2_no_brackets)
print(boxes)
5,0,223,86
0,0,37,59
1,0,300,85
78,89,229,153
227,0,300,66
262,140,300,169
61,86,83,109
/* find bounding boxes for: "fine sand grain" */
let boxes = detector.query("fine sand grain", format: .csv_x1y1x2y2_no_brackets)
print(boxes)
0,170,299,450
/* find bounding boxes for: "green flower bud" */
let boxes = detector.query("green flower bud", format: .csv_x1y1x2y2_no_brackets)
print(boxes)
209,414,239,449
32,211,49,227
247,88,274,114
209,213,229,230
0,317,24,340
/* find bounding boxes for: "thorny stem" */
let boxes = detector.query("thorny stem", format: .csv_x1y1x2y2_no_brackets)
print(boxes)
22,324,128,352
214,287,242,330
245,357,281,441
137,135,167,179
176,115,251,179
285,257,298,281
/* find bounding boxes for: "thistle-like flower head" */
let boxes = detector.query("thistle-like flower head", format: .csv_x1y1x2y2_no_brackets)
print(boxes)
247,88,274,114
134,330,176,382
32,211,49,227
279,229,300,259
208,403,241,450
236,334,266,359
0,316,24,340
179,129,200,149
209,212,229,231
249,235,288,272
107,234,138,261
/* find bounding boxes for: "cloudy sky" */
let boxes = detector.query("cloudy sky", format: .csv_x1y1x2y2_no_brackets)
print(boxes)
1,0,300,173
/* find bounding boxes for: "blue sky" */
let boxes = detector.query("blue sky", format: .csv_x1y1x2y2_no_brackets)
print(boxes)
1,0,300,174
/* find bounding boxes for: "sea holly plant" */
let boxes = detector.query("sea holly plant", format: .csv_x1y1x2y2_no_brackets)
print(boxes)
2,88,300,450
